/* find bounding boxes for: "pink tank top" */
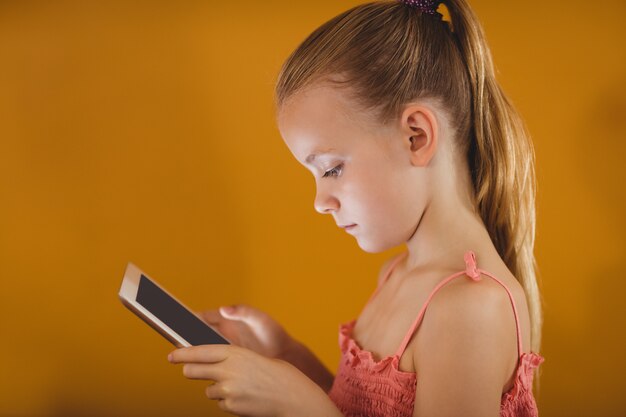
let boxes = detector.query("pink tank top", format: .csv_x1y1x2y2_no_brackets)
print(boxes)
328,250,545,417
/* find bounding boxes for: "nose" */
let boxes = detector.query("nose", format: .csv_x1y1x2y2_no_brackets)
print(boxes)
313,186,339,214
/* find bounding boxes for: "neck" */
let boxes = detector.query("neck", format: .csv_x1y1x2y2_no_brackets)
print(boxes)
402,165,497,272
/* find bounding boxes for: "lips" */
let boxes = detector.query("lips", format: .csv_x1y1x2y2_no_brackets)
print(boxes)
339,224,356,229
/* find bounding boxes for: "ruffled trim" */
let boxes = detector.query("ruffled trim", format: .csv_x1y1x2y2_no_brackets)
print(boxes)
500,351,545,417
339,320,417,386
338,319,545,411
506,351,545,390
339,320,416,382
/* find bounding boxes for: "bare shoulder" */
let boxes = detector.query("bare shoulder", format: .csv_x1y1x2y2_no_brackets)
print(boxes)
410,275,518,415
418,273,520,363
428,272,519,321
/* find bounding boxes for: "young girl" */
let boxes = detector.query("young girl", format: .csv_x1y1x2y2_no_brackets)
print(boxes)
168,0,545,416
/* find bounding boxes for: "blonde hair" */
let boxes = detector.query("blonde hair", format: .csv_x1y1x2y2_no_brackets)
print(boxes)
275,0,544,389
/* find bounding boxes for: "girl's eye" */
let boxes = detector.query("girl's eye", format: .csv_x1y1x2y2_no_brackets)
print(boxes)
322,164,343,178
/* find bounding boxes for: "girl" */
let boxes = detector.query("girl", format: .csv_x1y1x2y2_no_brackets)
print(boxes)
168,0,545,416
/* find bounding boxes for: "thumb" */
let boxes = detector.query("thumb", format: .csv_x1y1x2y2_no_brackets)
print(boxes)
219,305,246,321
199,309,223,324
219,304,263,327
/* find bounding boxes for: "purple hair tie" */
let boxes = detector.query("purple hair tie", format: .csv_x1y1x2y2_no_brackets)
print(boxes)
398,0,443,18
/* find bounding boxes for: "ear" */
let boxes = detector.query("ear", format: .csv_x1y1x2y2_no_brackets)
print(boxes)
400,104,438,167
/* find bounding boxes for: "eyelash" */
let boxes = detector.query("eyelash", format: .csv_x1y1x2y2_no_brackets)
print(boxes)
323,164,344,178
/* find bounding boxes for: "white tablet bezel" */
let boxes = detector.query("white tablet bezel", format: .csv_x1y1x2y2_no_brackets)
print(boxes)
118,262,230,348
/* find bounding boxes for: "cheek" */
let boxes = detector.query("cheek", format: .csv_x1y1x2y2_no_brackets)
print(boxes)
366,165,423,227
348,165,404,217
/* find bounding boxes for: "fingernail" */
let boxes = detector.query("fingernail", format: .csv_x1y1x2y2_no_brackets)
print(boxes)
220,306,235,314
168,353,172,362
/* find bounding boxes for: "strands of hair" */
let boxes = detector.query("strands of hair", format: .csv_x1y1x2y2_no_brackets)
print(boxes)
275,0,543,390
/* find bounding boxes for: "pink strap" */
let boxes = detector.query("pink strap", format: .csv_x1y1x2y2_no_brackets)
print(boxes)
394,250,523,361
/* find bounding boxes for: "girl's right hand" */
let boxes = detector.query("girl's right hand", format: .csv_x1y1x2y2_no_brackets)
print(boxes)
198,304,294,360
199,304,336,393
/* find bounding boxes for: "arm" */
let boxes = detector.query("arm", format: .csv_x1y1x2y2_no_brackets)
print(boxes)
279,252,406,393
410,279,516,417
279,338,335,393
193,254,402,398
170,344,345,417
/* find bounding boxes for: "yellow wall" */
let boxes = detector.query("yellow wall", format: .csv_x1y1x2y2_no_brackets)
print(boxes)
0,1,624,416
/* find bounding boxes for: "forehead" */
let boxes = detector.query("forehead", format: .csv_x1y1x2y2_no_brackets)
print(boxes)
277,84,377,163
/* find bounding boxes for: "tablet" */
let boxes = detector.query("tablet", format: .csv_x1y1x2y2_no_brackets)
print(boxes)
118,262,230,347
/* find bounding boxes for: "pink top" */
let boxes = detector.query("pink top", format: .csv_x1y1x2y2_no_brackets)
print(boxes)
328,250,545,417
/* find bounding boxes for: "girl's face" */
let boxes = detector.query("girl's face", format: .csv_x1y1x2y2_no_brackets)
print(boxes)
277,84,428,253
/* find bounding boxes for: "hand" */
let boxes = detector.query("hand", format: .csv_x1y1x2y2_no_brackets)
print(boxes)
168,344,338,417
198,304,294,360
199,304,336,393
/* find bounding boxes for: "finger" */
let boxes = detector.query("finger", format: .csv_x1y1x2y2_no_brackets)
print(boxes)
220,304,264,325
168,344,232,364
217,398,234,413
218,305,243,320
205,381,233,400
182,363,226,381
199,309,222,324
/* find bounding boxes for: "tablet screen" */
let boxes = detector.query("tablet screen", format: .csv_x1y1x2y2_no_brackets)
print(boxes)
136,274,229,345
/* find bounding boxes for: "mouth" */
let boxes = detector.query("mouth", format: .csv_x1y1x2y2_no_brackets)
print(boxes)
339,224,357,230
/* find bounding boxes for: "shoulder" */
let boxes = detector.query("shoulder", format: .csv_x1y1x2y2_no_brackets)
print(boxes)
410,274,517,416
427,273,517,328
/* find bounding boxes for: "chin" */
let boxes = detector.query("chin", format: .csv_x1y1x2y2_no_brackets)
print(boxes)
356,238,396,254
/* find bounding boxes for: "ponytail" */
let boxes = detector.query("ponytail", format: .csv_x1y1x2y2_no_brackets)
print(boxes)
444,0,544,388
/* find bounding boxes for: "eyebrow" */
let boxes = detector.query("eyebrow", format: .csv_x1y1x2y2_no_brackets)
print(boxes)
305,149,336,164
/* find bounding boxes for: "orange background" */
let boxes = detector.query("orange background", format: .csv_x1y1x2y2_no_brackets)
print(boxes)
0,1,624,416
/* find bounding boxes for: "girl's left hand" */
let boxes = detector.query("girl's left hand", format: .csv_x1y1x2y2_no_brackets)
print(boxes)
168,344,338,417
